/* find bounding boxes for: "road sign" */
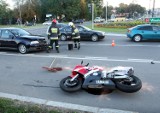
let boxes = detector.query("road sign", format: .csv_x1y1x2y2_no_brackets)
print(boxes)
145,18,160,23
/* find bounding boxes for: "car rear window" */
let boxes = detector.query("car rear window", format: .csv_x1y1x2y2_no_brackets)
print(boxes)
138,26,153,31
152,26,160,31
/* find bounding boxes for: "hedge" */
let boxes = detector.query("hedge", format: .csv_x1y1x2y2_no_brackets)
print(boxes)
95,21,160,29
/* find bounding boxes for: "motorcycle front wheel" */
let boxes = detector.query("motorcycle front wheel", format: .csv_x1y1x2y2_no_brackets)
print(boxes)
59,76,82,92
115,76,142,93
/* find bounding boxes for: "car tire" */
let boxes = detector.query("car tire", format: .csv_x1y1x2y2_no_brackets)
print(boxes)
18,44,28,54
91,34,98,42
133,35,142,42
60,34,67,41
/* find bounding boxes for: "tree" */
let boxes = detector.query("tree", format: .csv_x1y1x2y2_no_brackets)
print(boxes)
12,0,41,23
116,3,128,14
127,3,146,18
103,5,114,19
0,0,13,24
86,0,103,17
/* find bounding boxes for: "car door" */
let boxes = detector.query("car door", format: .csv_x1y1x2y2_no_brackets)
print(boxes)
64,26,72,38
77,26,89,39
1,29,17,48
138,26,154,39
152,26,160,39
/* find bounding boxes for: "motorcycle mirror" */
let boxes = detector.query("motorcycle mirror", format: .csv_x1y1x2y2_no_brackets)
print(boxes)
85,63,89,66
81,60,83,64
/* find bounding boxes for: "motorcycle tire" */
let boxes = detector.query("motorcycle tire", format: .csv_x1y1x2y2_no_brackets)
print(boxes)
115,76,142,93
59,76,82,92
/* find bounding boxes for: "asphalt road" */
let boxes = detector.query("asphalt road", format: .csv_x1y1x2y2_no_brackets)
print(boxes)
0,26,160,113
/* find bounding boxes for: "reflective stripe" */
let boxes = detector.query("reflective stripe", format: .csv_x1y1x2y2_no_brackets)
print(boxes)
74,28,79,33
48,46,52,48
50,37,58,40
56,46,59,47
72,36,80,39
51,28,58,33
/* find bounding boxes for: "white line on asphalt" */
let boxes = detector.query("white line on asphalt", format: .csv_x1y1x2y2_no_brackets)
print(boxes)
128,59,152,61
0,52,160,64
81,43,160,47
105,33,126,36
0,92,138,113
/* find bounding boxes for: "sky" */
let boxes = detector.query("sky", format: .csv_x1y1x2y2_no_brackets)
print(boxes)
103,0,160,9
5,0,160,9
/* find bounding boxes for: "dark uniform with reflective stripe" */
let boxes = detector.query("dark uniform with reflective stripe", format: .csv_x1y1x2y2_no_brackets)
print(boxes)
71,25,81,49
48,22,60,53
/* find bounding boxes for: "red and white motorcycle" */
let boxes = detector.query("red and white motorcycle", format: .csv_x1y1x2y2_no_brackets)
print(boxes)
60,61,142,93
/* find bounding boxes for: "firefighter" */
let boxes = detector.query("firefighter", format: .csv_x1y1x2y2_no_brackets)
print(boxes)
68,22,81,50
48,19,60,53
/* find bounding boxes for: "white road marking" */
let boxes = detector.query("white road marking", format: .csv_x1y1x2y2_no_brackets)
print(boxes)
81,43,160,47
105,33,126,36
0,52,160,64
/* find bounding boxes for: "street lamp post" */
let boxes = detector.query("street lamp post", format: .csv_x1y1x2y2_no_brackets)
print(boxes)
92,2,94,29
106,1,108,23
152,0,155,17
18,2,22,27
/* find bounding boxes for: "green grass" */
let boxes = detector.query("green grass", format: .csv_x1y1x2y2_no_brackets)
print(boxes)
0,24,45,29
86,25,127,34
0,98,86,113
0,23,127,34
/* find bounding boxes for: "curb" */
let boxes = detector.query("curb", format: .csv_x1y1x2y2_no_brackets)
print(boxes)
0,92,138,113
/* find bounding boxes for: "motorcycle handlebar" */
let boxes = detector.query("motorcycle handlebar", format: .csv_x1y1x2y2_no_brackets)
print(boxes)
85,63,89,67
81,60,89,67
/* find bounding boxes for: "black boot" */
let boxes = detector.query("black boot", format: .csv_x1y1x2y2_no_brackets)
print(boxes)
78,43,80,50
56,49,60,53
56,48,60,53
74,44,77,48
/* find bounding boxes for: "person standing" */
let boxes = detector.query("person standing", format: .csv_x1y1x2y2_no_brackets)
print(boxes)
47,19,60,53
69,22,81,50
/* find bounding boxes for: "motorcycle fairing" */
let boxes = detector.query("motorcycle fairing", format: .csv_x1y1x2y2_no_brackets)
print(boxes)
70,65,89,78
82,71,115,89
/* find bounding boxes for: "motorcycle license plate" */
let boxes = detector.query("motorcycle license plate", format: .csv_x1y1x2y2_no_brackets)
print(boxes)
96,80,109,84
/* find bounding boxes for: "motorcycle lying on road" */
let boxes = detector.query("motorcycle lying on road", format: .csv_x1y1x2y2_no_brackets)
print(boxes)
60,61,142,93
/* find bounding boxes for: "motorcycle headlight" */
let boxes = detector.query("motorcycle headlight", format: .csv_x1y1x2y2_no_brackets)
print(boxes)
30,41,39,45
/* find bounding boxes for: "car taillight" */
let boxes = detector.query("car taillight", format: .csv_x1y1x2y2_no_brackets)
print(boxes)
128,30,131,33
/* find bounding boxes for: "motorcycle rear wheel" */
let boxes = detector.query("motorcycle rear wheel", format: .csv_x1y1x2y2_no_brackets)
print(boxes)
59,76,82,92
115,76,142,93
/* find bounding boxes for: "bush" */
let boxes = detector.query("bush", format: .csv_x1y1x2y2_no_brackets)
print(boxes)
95,21,146,28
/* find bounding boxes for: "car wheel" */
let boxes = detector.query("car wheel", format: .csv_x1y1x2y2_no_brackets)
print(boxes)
91,34,98,42
18,44,28,54
133,35,142,42
60,34,67,41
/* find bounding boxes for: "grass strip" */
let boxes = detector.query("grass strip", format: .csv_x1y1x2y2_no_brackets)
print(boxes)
0,97,90,113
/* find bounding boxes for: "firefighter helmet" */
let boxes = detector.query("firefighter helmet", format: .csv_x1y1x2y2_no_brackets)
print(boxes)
68,22,74,26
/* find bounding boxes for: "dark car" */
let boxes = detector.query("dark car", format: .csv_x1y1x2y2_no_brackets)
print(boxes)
127,24,160,42
59,25,105,41
72,19,84,24
56,23,68,29
0,28,47,54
